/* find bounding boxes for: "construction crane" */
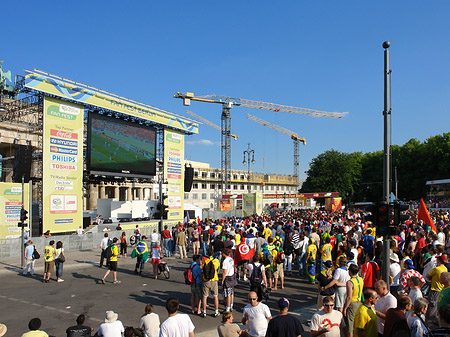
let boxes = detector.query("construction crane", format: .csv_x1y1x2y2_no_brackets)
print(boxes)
246,114,306,182
185,110,238,140
174,92,347,193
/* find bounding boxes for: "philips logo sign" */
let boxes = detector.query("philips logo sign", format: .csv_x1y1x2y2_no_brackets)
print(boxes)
51,155,77,163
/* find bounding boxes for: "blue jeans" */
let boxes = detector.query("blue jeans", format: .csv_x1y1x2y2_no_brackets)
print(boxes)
163,238,171,257
298,252,306,275
202,242,209,256
55,259,63,278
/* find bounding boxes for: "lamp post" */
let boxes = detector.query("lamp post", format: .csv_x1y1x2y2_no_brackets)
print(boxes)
242,143,255,193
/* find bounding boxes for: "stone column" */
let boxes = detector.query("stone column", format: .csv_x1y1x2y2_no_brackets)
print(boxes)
127,187,132,201
99,184,106,199
113,186,119,199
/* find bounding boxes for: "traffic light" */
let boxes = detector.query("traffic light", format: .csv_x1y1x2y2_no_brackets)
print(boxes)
377,202,390,236
161,194,169,220
393,201,409,226
20,208,28,223
364,203,379,225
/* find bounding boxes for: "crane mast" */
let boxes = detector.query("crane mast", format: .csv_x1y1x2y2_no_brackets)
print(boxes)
246,114,306,182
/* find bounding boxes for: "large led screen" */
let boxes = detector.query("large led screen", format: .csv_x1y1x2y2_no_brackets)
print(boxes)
87,113,156,178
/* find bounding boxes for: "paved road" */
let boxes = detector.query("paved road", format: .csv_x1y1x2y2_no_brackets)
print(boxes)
0,249,318,336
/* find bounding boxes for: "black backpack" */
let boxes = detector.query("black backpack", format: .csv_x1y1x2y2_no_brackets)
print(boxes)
203,258,216,280
250,263,263,285
104,245,113,260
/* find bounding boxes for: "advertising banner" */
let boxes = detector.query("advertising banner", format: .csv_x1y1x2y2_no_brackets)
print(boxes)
255,192,263,215
43,97,83,233
25,70,198,134
325,197,342,212
243,193,255,217
0,183,30,239
220,200,231,211
164,129,184,222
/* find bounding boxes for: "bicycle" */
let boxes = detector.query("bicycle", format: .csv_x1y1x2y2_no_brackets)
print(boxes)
157,261,170,279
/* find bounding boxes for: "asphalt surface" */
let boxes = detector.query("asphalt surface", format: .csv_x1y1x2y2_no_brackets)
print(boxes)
0,249,318,336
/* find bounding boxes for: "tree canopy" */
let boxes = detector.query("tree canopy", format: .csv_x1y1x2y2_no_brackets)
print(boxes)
300,132,450,203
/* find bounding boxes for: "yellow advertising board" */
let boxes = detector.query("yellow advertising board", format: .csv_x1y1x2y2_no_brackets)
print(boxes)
43,97,83,233
164,129,184,222
0,183,30,239
24,70,198,134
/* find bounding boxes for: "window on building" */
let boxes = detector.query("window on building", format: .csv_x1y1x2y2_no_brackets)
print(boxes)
210,193,215,199
201,183,207,189
218,173,222,179
233,185,238,190
271,186,274,190
184,193,189,199
194,171,199,177
233,174,238,179
193,183,198,189
265,185,269,190
240,185,245,190
211,172,216,178
281,186,284,191
192,193,198,199
211,184,215,189
240,174,245,180
201,172,207,178
202,193,207,200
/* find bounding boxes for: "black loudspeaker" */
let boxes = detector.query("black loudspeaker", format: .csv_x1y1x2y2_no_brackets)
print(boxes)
83,217,91,229
13,144,32,183
184,166,194,192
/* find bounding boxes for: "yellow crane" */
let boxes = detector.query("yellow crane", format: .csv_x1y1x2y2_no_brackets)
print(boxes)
185,110,238,140
174,92,346,192
246,114,306,181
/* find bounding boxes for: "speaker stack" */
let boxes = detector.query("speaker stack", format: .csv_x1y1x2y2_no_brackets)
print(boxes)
13,144,32,183
184,166,194,192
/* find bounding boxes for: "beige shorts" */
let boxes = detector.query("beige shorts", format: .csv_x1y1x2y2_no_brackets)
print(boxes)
45,261,55,273
273,264,284,279
202,280,218,297
192,241,200,249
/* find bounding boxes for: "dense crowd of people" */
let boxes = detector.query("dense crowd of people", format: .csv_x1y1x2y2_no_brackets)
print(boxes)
11,205,450,336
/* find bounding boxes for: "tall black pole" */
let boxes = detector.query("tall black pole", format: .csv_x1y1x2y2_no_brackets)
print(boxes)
382,41,391,288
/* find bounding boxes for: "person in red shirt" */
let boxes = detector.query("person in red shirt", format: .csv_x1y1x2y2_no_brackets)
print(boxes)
361,252,380,290
161,225,172,257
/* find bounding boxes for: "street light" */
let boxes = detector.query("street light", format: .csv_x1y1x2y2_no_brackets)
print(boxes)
242,143,255,193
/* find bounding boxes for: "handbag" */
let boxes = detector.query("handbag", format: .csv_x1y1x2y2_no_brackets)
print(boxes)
32,247,40,260
57,253,65,263
224,274,238,288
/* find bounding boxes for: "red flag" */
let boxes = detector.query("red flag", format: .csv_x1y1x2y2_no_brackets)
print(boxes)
418,198,436,232
234,242,254,264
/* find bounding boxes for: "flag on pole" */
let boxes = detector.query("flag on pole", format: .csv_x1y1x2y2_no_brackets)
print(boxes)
184,211,190,225
418,198,436,232
234,241,254,264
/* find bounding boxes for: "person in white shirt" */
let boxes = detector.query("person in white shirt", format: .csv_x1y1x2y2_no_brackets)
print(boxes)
76,226,84,236
160,298,195,337
374,280,397,335
222,248,236,313
139,303,160,337
99,233,110,268
98,311,125,337
242,291,272,337
390,253,402,296
150,229,159,249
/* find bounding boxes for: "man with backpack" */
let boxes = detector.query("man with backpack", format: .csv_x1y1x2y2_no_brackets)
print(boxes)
247,255,267,302
100,237,121,284
260,243,274,289
273,243,285,290
187,255,203,315
201,247,221,317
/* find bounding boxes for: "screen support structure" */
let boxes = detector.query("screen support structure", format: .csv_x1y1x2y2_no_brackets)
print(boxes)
157,128,164,233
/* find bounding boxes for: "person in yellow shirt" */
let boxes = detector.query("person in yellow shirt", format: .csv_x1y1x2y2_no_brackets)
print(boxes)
201,247,221,317
306,238,317,284
344,264,364,337
263,225,272,241
426,255,448,323
101,237,121,284
354,288,378,337
320,237,333,271
43,240,55,283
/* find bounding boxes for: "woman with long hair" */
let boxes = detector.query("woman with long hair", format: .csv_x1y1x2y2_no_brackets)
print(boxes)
55,241,65,283
120,231,128,258
151,241,162,280
139,303,160,337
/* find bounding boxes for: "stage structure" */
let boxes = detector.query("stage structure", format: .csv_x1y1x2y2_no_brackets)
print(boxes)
0,69,198,238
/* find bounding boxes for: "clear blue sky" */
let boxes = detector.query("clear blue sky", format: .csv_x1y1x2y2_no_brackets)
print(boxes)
3,1,450,182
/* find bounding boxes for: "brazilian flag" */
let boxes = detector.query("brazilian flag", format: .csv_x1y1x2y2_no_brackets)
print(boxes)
131,240,149,261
